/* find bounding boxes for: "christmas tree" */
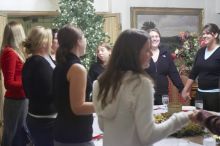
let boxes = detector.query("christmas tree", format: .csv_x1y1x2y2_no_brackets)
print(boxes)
53,0,107,69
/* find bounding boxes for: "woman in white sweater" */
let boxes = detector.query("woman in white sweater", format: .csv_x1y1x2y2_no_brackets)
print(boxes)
93,29,196,146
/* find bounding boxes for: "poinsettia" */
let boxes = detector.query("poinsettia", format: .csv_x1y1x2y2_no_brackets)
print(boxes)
174,32,204,70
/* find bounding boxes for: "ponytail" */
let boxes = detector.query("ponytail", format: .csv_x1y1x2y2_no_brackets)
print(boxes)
56,24,83,64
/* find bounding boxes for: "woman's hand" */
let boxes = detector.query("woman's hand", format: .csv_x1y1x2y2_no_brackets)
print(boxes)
181,89,191,100
188,110,199,123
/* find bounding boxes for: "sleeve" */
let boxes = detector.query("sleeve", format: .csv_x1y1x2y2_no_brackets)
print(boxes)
86,65,96,101
1,49,22,90
167,53,184,92
86,76,93,102
92,81,104,131
88,64,97,84
33,60,53,100
189,50,201,80
205,116,220,135
197,110,220,135
97,115,104,131
134,78,190,145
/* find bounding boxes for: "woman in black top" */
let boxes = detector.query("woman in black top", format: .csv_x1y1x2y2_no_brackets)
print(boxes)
51,28,59,61
88,43,111,83
145,28,184,105
87,44,112,100
182,23,220,112
22,26,56,146
53,25,95,146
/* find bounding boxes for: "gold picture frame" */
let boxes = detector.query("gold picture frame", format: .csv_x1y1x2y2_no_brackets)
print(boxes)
131,7,203,36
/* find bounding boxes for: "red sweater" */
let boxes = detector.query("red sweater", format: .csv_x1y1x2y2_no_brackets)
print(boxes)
0,46,25,99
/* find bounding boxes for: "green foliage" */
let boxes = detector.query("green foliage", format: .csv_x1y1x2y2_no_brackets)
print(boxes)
53,0,108,69
174,32,200,70
154,113,204,138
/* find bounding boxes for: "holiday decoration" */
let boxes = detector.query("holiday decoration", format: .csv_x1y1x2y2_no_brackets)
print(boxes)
53,0,108,68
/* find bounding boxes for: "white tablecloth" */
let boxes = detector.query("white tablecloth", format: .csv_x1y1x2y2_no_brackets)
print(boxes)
93,137,203,146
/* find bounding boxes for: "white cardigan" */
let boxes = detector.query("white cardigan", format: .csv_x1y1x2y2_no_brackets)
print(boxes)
93,71,191,146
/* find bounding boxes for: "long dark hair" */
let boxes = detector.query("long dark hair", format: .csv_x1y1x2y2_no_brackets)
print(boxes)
97,29,151,108
203,23,220,43
56,24,83,64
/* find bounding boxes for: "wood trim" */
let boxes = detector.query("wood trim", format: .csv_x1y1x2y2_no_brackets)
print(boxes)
0,14,7,141
97,13,121,44
0,10,59,17
130,7,204,33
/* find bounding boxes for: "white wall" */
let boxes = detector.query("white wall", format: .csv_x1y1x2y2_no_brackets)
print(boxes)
0,0,59,12
216,0,220,14
204,0,220,25
94,0,220,30
1,0,219,29
93,0,110,12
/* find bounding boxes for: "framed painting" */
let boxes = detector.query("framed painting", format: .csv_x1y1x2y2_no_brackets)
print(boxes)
130,7,203,37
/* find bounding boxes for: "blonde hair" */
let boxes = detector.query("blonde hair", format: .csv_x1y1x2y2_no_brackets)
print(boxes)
1,21,26,61
23,26,52,54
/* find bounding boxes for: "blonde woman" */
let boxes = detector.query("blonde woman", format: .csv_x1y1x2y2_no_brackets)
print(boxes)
22,26,56,146
0,21,29,146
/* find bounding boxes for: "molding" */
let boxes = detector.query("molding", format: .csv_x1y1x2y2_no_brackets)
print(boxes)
0,10,59,17
130,7,204,33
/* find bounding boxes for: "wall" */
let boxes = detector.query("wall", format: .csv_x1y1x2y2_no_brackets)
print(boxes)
94,0,220,30
0,0,59,15
1,0,219,30
93,0,110,12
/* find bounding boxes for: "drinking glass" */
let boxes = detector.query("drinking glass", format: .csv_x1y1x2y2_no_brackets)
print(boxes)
162,95,169,111
195,99,203,109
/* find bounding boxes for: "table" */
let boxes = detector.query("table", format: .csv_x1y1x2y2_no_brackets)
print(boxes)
154,137,202,146
93,137,204,146
93,113,205,146
92,107,219,146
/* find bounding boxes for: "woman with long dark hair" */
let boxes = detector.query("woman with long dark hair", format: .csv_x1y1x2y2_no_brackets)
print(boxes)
182,23,220,112
53,25,94,146
93,29,196,146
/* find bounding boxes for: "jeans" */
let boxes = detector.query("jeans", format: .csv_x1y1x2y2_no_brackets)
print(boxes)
26,115,55,146
1,98,29,146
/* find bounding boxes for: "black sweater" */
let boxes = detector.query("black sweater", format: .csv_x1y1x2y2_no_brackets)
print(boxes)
22,55,56,115
88,62,104,83
86,62,104,100
189,47,220,90
145,47,184,96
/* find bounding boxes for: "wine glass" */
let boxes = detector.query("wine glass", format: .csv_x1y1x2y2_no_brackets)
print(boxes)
162,95,169,111
195,99,203,109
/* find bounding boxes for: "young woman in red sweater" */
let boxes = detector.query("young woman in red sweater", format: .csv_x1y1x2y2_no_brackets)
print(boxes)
0,21,29,146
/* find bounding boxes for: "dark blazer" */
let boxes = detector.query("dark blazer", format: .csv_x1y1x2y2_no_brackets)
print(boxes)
145,47,184,96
